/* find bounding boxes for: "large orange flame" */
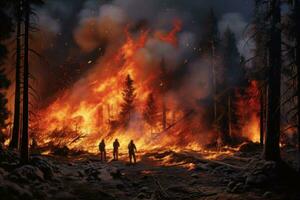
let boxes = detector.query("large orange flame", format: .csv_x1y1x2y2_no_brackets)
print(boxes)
19,21,260,155
33,22,190,153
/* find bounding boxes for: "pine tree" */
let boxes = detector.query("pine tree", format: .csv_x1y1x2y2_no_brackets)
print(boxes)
19,0,44,164
143,93,158,132
199,9,221,142
264,0,282,161
20,0,30,164
222,27,241,87
119,74,136,129
219,27,241,144
199,8,220,55
10,0,22,149
253,0,268,146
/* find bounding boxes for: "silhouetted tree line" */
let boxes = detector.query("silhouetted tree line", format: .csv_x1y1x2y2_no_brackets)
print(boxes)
0,0,43,164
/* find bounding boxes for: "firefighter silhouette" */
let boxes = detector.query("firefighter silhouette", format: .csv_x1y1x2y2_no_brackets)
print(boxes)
99,139,106,161
113,139,120,161
128,140,137,164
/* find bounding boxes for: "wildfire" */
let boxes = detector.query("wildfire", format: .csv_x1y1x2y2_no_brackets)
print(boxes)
26,21,260,155
34,21,187,153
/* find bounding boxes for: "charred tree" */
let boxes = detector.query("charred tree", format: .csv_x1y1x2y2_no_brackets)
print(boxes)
259,88,266,145
220,27,241,144
200,9,222,142
10,0,22,149
119,74,136,129
159,59,168,130
288,0,300,170
253,0,268,146
20,0,30,164
199,8,220,56
264,0,282,161
294,0,300,172
143,93,158,133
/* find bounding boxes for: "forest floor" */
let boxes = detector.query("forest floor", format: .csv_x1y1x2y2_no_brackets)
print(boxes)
1,143,300,200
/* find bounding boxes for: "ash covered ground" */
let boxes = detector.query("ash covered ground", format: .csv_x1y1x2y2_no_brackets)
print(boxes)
1,143,299,200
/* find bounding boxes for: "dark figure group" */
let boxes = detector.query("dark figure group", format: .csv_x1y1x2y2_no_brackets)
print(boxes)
99,139,137,164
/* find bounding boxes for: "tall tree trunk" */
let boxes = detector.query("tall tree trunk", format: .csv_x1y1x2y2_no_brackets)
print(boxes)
259,84,265,145
211,40,219,139
228,95,232,138
162,98,166,130
9,0,22,149
264,0,281,161
254,0,267,146
293,0,300,171
20,0,29,164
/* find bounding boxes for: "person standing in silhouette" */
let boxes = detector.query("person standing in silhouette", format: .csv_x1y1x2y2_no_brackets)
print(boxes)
128,140,137,164
99,139,106,161
113,139,120,161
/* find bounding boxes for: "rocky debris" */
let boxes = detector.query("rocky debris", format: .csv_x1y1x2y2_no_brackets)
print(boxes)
84,167,102,180
31,156,57,180
110,168,123,179
52,146,70,156
212,165,235,175
137,192,148,199
52,191,77,200
0,148,19,164
194,163,212,171
0,147,299,200
238,142,261,153
226,181,245,193
263,191,273,198
244,160,278,187
133,186,152,199
9,165,44,183
0,167,8,177
0,180,33,200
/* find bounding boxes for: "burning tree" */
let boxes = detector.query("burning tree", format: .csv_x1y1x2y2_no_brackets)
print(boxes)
143,93,158,133
118,74,136,129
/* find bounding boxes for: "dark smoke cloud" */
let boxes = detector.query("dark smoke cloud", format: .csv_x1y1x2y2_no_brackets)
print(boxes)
8,0,254,105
